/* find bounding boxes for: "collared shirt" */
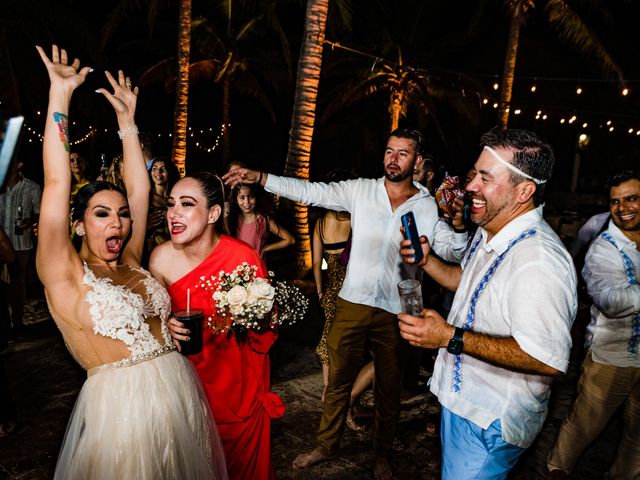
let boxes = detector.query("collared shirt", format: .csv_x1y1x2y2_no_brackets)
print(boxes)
583,221,640,368
265,175,456,314
0,175,42,251
430,207,577,448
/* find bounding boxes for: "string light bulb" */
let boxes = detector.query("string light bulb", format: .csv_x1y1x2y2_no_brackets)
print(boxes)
576,87,583,95
493,82,499,90
530,85,537,93
622,88,629,96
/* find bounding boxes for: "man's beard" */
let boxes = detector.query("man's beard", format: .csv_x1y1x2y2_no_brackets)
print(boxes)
469,194,511,228
384,166,413,182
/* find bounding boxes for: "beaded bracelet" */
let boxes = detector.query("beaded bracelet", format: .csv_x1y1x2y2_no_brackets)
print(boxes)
118,126,139,139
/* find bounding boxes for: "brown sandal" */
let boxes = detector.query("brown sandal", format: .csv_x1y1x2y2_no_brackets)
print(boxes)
346,408,365,432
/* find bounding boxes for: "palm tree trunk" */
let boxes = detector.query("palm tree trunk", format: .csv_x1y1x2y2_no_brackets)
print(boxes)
498,6,523,131
283,0,330,275
389,90,403,132
172,0,192,177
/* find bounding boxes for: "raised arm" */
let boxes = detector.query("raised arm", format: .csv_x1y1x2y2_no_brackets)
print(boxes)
35,45,92,290
96,71,149,267
263,217,295,255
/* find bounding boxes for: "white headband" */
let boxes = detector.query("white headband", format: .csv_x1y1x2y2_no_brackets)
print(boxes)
483,146,547,185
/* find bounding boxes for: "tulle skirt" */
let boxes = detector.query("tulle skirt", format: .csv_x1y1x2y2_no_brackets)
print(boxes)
54,350,228,480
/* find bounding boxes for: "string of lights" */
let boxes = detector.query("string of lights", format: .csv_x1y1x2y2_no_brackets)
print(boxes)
21,120,230,151
18,39,640,145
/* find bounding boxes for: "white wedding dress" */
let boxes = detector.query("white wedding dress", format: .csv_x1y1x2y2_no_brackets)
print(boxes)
51,263,228,480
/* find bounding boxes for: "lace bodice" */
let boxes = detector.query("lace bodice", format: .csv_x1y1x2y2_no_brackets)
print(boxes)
82,263,173,358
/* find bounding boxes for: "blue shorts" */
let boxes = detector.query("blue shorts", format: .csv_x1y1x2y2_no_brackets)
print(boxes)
440,406,526,479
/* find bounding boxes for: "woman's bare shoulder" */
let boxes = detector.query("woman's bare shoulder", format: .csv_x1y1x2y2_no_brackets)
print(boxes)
149,241,177,271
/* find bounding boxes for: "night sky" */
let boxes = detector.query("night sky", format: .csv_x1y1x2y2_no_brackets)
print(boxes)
2,0,639,203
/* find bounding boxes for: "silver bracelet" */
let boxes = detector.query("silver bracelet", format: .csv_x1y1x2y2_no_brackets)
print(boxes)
118,126,139,139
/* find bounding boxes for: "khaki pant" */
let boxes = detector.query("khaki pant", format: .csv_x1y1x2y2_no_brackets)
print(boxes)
547,351,640,479
316,298,407,457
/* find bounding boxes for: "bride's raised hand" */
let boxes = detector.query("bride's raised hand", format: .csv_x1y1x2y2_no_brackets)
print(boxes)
96,70,138,121
35,45,91,93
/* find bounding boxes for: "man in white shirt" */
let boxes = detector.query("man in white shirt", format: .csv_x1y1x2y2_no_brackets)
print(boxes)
224,129,466,480
399,128,577,478
547,170,640,479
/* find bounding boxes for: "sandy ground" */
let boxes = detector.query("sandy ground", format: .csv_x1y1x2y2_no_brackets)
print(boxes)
0,293,624,480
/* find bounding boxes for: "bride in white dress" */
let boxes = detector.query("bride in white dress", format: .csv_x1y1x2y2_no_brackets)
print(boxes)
35,44,228,480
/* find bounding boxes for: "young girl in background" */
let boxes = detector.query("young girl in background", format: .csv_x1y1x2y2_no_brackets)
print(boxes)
227,184,295,256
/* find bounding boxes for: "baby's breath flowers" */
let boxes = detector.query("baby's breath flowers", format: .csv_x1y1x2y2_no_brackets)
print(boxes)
197,262,308,342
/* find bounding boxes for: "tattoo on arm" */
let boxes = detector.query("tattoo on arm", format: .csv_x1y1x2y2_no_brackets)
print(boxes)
53,112,69,152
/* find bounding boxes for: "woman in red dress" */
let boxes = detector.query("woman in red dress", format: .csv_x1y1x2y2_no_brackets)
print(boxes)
149,172,285,480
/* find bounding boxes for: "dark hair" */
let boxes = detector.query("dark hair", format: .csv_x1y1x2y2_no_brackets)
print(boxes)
71,181,127,222
480,127,554,206
182,171,226,233
227,183,276,237
605,169,640,190
389,128,425,156
422,154,436,172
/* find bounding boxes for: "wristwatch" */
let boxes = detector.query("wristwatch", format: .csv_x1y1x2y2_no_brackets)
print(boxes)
447,327,465,355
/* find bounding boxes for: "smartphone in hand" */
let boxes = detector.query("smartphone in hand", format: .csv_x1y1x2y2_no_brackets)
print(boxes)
401,211,424,264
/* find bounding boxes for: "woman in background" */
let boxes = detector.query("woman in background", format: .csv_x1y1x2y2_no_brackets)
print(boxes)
227,183,295,257
146,156,179,254
312,169,374,431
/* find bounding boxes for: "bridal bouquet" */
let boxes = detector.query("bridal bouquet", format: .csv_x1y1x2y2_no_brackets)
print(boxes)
197,262,308,341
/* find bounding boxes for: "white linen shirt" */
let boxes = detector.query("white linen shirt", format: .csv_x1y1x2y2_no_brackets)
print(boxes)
265,175,459,314
430,207,577,448
583,221,640,368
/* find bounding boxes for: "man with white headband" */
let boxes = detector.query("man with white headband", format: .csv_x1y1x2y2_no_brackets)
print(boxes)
399,127,577,478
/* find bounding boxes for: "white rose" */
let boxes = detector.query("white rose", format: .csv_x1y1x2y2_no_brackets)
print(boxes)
226,285,248,306
248,279,275,301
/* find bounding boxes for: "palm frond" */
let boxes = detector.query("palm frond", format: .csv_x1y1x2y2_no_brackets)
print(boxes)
543,0,624,82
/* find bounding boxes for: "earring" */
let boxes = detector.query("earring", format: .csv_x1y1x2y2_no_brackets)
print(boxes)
76,227,85,237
